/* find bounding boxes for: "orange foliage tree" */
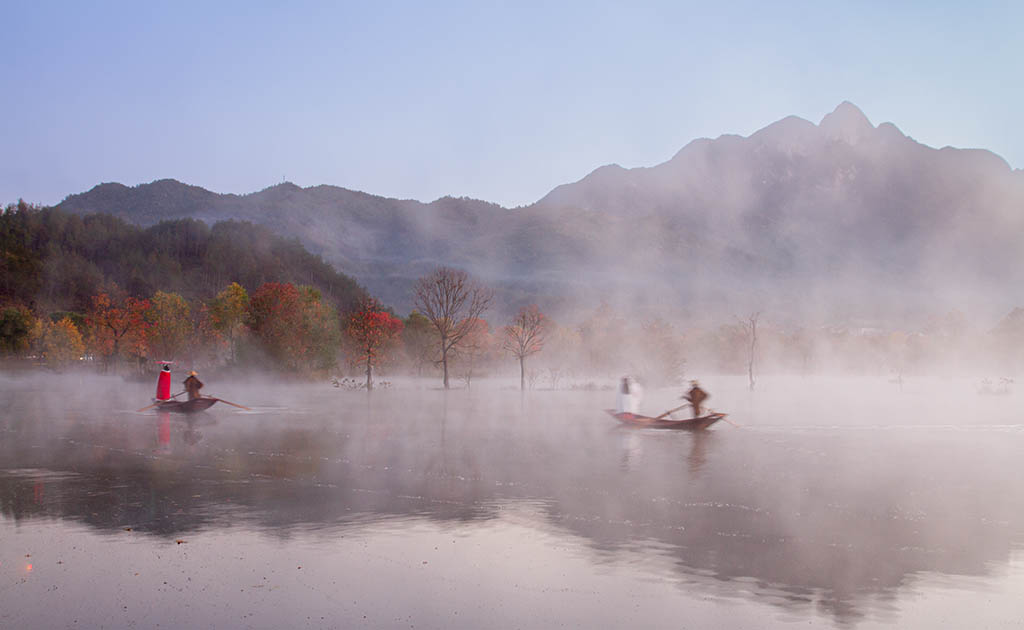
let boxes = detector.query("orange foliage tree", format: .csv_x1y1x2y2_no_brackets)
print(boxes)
344,298,404,390
502,305,547,390
85,291,151,370
42,317,85,370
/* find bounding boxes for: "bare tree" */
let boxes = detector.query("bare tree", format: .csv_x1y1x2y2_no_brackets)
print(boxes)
413,267,493,389
738,312,761,391
502,304,547,390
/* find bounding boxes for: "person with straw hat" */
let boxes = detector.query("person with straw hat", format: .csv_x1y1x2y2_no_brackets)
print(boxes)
183,370,204,401
684,380,708,418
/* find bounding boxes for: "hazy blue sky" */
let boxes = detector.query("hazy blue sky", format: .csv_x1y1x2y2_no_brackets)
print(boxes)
3,1,1021,207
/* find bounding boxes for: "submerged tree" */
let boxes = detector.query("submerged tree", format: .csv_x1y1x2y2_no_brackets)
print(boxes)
503,305,547,390
739,312,761,391
412,267,492,389
345,298,403,390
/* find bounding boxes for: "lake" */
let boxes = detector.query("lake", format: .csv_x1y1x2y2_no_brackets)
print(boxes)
1,372,1022,628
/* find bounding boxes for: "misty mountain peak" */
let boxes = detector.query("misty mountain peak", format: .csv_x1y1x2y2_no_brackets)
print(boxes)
819,101,874,144
749,115,818,152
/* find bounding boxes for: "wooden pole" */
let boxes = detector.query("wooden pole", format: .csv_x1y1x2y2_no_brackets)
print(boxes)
655,403,691,420
213,397,252,411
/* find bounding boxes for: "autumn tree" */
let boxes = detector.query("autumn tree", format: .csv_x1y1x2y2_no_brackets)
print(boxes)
145,291,192,362
187,302,226,367
209,282,249,364
247,282,303,367
42,317,85,369
344,298,404,390
412,268,492,389
503,305,547,390
247,282,340,372
85,290,150,370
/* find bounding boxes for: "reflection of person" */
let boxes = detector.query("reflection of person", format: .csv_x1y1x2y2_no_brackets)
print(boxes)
685,380,708,418
183,371,204,400
616,376,642,415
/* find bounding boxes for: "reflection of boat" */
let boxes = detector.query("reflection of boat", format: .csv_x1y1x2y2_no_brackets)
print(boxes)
605,409,726,430
155,397,220,414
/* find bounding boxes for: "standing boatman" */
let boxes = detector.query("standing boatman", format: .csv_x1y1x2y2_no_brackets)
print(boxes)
685,380,709,418
183,371,204,400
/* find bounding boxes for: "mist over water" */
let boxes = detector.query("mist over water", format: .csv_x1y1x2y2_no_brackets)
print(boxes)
1,372,1022,628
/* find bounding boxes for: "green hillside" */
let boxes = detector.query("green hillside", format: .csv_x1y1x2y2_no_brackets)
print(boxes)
0,201,368,313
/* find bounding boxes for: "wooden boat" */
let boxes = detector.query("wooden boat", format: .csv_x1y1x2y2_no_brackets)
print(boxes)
605,409,726,431
155,397,220,414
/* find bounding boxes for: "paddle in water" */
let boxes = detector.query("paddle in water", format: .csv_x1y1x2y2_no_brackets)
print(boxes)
210,397,252,411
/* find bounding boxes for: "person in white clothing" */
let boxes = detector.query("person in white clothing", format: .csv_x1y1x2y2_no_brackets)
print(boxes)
615,376,643,415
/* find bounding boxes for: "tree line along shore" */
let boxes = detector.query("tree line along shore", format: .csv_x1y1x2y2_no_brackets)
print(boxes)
3,201,1024,388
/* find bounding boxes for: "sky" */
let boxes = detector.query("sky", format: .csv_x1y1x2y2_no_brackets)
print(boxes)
2,0,1021,208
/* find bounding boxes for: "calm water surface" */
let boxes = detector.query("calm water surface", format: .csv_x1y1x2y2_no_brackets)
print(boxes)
1,373,1023,628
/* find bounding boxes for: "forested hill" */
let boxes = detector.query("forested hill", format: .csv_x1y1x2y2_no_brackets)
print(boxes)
0,202,368,313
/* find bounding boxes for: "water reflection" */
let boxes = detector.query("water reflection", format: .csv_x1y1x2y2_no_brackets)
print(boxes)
1,378,1022,625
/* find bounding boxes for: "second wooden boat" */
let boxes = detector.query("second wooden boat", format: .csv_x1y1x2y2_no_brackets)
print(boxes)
605,409,725,430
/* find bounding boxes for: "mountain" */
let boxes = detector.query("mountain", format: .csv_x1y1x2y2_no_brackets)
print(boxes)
56,102,1024,324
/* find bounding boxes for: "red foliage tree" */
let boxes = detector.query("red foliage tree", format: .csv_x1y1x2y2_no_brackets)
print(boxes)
345,298,403,390
247,282,340,372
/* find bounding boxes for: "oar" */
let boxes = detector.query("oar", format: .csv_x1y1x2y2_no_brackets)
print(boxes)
718,413,742,428
212,397,252,411
655,403,691,420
